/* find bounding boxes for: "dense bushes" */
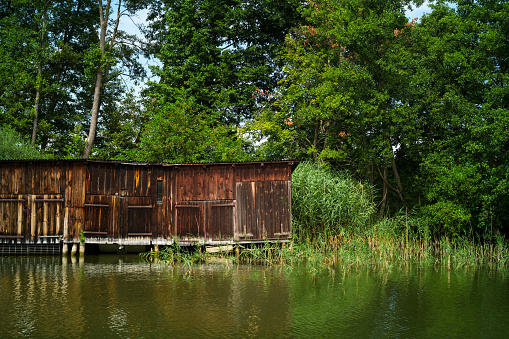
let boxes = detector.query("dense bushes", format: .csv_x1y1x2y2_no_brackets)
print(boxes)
291,161,505,241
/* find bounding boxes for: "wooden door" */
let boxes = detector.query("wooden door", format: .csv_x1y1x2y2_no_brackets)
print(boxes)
236,181,292,241
206,202,235,241
124,196,153,237
175,203,204,240
84,195,117,239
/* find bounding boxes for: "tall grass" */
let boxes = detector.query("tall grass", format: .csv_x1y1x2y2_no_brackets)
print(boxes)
292,161,375,239
287,161,509,270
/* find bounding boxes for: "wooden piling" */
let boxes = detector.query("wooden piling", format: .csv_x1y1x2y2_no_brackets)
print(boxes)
62,242,69,255
71,243,78,256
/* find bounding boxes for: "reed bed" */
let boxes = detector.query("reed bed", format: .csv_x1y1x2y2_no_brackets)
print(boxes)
141,234,509,272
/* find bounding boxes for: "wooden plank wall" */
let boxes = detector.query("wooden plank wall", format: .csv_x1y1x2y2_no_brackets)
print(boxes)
65,162,86,241
155,166,174,240
207,201,235,240
1,161,68,241
174,162,292,242
1,160,293,244
83,163,174,241
85,162,119,240
0,163,28,238
234,163,291,183
236,180,292,241
176,165,234,202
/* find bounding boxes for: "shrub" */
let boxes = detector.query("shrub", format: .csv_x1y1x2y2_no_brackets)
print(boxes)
0,126,46,160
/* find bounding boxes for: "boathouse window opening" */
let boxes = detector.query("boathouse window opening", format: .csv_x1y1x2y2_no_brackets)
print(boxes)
157,180,163,203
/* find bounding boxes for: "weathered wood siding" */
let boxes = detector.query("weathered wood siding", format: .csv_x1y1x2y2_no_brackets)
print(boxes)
173,162,293,242
1,160,293,245
82,163,174,243
0,161,68,242
236,181,291,240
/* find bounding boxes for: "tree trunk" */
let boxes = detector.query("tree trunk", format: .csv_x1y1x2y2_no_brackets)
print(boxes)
83,0,120,159
32,75,41,145
387,137,408,211
378,164,388,219
31,5,48,145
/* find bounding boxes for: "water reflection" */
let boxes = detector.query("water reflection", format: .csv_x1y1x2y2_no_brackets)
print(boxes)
0,256,293,338
288,266,509,338
0,256,508,338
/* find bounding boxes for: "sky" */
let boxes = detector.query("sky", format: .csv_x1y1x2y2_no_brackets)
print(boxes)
406,1,432,22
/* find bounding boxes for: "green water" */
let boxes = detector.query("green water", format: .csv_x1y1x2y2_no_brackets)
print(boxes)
0,255,508,338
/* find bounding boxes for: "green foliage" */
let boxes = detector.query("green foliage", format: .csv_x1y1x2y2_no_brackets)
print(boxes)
93,91,146,160
142,0,302,158
0,126,46,159
79,230,86,243
0,0,145,157
409,0,509,236
291,161,375,239
0,0,101,155
420,201,471,237
253,0,419,168
251,0,509,237
62,125,87,159
133,91,250,163
141,241,204,268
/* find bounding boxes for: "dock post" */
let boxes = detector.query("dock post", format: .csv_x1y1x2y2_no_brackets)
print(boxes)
79,243,85,256
71,243,78,256
62,242,69,256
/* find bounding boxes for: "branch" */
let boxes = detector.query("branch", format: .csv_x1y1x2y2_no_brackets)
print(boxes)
110,0,122,50
376,163,410,212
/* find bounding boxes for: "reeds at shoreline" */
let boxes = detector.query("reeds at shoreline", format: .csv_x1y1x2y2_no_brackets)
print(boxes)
140,232,509,271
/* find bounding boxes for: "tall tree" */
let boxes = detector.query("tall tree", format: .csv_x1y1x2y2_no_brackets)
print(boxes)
406,0,509,235
137,0,302,163
82,0,146,159
0,0,144,158
0,0,100,155
256,0,509,235
252,0,422,210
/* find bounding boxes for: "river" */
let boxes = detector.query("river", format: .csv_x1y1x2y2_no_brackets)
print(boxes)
1,255,508,338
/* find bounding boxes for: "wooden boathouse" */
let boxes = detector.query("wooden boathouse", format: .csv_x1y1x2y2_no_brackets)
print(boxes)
0,160,295,254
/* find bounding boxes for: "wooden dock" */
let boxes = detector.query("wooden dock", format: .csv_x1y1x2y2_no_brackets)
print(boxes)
0,160,295,254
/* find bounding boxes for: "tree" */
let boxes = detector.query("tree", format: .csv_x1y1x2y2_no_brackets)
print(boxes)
137,0,302,163
132,89,250,163
0,0,100,155
252,0,423,212
407,0,509,236
93,90,147,160
259,0,509,236
0,0,144,158
83,0,130,158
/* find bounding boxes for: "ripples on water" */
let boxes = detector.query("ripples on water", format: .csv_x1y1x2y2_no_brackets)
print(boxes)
0,255,508,338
